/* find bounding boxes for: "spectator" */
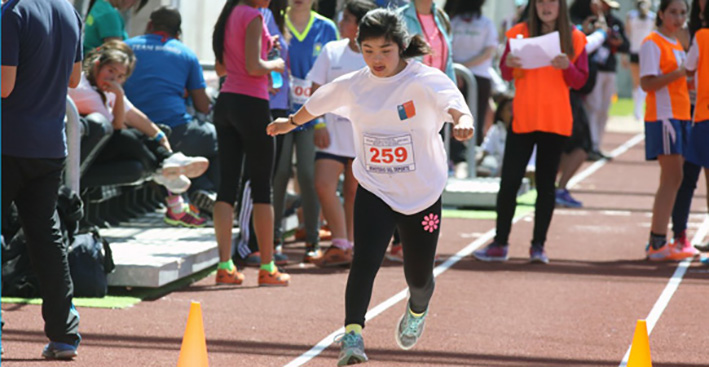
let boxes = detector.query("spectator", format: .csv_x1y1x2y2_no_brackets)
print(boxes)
272,0,338,262
306,0,378,267
478,94,513,177
640,0,695,261
123,6,219,217
2,0,82,359
212,0,290,286
447,0,499,146
625,0,656,121
583,0,629,160
83,0,148,55
473,0,589,264
69,41,210,224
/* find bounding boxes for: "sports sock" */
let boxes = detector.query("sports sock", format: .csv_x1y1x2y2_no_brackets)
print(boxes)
649,232,667,250
166,194,185,215
218,259,235,271
345,324,362,335
260,261,276,274
332,238,353,250
408,307,425,318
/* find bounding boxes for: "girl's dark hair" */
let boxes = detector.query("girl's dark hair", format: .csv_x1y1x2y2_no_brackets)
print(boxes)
688,0,707,36
345,0,378,24
528,0,576,58
269,0,291,43
445,0,486,19
493,93,514,126
356,8,431,58
569,0,593,24
213,0,238,64
657,0,689,27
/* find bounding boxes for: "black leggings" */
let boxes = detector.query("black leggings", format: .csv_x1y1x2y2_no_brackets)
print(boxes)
94,128,172,170
495,130,566,247
345,186,441,327
213,93,274,204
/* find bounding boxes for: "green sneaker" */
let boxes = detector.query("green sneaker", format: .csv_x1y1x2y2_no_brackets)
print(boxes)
395,306,428,350
336,331,367,366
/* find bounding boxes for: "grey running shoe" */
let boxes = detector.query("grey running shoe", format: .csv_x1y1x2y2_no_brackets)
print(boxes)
336,331,367,366
395,307,428,350
42,342,78,360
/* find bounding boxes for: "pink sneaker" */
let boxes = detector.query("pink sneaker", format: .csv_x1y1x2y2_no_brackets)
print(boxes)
671,233,698,260
164,204,206,228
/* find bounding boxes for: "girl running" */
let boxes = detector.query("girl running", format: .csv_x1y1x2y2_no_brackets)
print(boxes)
640,0,695,261
268,9,474,365
473,0,589,264
212,0,290,286
305,0,377,267
272,0,339,263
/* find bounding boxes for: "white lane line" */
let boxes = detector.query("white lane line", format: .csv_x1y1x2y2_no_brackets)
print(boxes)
284,133,645,367
618,214,709,367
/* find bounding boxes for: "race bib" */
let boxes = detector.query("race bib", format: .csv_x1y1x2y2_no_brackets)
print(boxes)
363,134,416,174
290,77,312,106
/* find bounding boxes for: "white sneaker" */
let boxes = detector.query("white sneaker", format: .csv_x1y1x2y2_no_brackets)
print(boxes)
161,152,209,179
153,172,191,194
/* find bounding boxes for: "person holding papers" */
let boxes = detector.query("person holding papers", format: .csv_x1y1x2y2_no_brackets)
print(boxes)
472,0,588,264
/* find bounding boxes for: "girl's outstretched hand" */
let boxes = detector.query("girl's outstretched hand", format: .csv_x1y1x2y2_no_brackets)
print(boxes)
267,117,295,136
453,115,475,141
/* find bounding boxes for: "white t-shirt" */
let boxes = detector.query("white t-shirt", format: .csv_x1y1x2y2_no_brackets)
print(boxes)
685,39,700,72
627,10,656,54
68,73,133,121
450,14,498,79
481,121,507,165
306,39,366,158
304,61,471,214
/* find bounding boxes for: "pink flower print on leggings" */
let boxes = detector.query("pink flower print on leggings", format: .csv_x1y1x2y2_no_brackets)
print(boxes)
422,213,440,233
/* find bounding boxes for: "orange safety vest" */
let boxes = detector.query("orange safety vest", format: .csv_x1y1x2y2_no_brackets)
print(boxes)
643,31,691,122
505,23,587,136
694,29,709,123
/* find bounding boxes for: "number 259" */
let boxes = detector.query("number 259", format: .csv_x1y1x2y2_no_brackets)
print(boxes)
370,147,407,163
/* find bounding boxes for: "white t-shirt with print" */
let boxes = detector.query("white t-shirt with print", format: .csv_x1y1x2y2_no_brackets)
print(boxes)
68,73,133,121
450,14,498,79
306,39,367,158
304,61,471,214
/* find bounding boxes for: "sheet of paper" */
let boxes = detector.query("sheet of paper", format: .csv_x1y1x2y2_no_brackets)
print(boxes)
509,31,562,69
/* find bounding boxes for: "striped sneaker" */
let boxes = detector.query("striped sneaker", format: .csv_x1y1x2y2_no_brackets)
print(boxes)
472,242,509,262
165,204,206,228
215,267,244,285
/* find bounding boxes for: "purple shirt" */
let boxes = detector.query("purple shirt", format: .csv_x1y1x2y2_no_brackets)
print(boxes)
261,8,290,110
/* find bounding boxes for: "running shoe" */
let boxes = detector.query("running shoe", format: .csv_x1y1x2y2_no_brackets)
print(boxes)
336,331,367,366
42,342,78,360
312,246,353,267
153,173,191,194
216,267,244,285
555,188,583,208
472,242,509,262
645,242,693,261
385,243,404,262
672,232,699,259
529,245,549,264
258,269,290,287
160,152,209,179
395,306,428,350
244,249,289,267
165,204,207,228
303,243,323,263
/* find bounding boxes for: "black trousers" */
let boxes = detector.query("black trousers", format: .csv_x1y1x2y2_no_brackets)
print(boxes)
345,186,441,327
93,128,172,171
2,155,81,346
495,130,566,247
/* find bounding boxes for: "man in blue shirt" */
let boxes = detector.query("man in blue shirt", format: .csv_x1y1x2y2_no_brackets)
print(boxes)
123,6,218,216
2,0,83,359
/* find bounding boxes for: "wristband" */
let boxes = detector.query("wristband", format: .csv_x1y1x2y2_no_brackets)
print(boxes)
314,121,327,130
289,115,299,126
152,130,166,142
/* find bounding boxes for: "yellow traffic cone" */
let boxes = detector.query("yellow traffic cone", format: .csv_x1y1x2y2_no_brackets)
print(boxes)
177,301,209,367
627,319,652,367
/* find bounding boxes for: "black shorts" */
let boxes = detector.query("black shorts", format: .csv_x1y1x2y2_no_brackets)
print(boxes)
563,92,592,154
315,151,353,165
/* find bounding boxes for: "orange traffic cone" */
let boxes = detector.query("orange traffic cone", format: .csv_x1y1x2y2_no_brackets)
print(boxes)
627,320,652,367
177,301,209,367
